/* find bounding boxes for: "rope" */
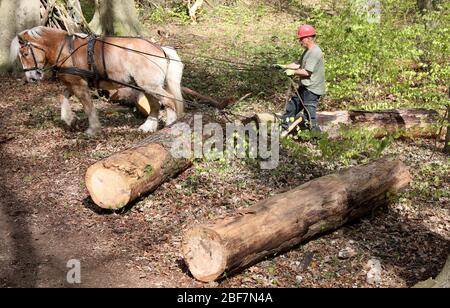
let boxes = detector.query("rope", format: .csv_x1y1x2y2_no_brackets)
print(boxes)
21,34,287,123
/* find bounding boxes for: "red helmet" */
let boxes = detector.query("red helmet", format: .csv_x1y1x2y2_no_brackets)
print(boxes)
297,25,317,39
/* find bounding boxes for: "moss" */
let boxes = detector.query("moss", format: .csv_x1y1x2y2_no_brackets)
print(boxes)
144,164,154,178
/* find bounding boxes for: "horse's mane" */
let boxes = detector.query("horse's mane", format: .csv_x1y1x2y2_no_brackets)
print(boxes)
23,26,67,39
10,26,67,64
10,37,21,64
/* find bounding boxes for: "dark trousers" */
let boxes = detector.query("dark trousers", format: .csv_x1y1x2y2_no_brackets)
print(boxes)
281,86,321,131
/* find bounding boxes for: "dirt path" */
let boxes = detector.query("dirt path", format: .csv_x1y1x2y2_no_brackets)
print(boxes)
0,78,201,287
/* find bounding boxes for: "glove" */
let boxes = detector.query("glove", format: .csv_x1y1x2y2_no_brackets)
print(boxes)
284,69,296,76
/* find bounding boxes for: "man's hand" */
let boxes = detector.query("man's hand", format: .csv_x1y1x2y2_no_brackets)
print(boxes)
284,69,296,76
273,64,287,69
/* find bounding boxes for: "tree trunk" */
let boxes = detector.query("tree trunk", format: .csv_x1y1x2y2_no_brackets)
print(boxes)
417,0,435,11
85,116,198,209
250,108,439,139
444,105,450,154
89,0,143,36
0,0,40,73
182,158,411,282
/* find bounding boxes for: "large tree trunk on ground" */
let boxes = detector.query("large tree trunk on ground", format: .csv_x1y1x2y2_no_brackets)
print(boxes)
251,109,439,139
89,0,143,36
0,0,40,72
182,158,411,282
85,116,199,209
109,87,231,116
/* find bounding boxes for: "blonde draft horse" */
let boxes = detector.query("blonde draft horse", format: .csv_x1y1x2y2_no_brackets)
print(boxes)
10,26,184,136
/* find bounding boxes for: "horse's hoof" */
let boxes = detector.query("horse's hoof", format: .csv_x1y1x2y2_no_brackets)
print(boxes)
139,118,158,133
138,125,157,134
85,128,99,137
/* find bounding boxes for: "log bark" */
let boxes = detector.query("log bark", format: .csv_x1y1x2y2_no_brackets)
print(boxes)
182,158,411,282
85,117,196,209
250,108,439,139
109,88,151,116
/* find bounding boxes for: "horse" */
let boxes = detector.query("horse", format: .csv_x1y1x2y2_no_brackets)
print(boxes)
10,26,184,136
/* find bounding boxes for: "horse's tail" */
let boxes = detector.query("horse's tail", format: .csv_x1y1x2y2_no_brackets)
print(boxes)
162,47,184,117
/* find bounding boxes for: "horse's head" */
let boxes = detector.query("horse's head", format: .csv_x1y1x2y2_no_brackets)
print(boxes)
10,27,51,83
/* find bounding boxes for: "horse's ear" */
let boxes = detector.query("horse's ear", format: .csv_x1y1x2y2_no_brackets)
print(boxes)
17,35,26,46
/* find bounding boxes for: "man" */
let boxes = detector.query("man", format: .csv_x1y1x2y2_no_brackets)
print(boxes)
279,24,326,132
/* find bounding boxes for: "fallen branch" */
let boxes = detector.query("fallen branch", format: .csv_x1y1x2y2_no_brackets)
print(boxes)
108,87,232,117
182,87,231,109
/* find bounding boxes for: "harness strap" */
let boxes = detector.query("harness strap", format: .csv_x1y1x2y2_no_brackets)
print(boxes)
101,38,108,81
51,38,68,80
57,67,96,80
67,35,75,66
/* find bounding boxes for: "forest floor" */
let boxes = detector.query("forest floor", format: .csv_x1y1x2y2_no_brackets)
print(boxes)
0,5,449,288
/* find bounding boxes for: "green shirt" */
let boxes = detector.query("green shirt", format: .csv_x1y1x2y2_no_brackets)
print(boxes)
299,45,326,96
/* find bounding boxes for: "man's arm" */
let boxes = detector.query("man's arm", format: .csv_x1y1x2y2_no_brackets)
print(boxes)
292,68,312,78
283,63,312,78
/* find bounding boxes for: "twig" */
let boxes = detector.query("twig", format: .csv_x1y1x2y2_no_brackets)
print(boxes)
182,87,229,109
0,136,14,144
430,107,448,159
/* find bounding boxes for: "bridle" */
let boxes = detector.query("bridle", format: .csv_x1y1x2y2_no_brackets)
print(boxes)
20,40,48,73
18,35,67,76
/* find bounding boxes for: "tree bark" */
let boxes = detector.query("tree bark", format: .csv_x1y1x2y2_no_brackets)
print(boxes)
417,0,435,11
0,0,40,73
444,105,450,154
182,158,411,282
85,116,197,209
89,0,143,36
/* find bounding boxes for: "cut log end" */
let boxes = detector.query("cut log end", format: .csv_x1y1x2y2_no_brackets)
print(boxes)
85,167,131,210
183,227,227,282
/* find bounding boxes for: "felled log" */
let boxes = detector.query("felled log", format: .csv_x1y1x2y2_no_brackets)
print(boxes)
182,158,411,282
250,109,439,139
109,87,229,117
109,88,151,116
85,117,196,209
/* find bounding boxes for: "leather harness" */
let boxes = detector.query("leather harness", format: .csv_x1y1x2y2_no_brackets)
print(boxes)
50,34,169,91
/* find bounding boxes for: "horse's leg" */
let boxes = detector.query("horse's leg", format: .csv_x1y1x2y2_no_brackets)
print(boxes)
71,85,101,136
166,105,178,126
139,94,161,133
59,89,75,126
142,86,179,129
